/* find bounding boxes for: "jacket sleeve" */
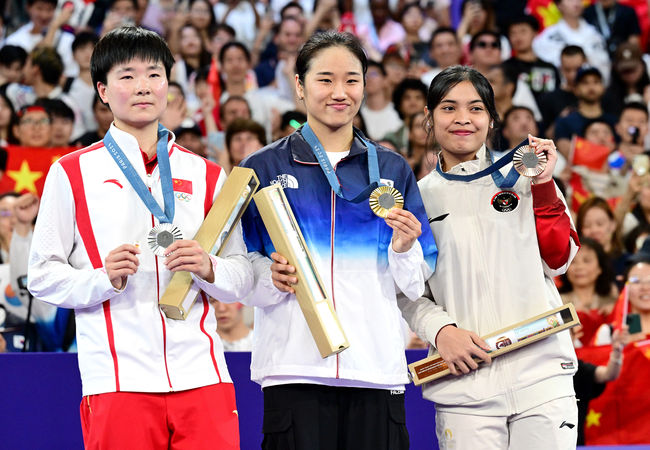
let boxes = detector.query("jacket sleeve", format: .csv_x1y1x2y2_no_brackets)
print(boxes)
27,163,123,309
397,285,455,349
388,161,437,300
532,180,580,277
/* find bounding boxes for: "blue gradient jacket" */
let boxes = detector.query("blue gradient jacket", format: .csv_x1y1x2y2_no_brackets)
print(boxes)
240,127,437,389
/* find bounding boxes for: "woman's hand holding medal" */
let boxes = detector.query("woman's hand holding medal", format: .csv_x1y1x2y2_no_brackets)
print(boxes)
386,209,422,253
105,244,141,290
528,133,558,185
164,239,214,283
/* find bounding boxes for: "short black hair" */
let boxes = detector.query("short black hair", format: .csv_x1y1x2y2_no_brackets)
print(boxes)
221,95,251,116
506,14,539,33
561,45,586,59
502,105,535,126
27,0,56,7
558,237,615,297
582,118,615,136
72,31,99,53
621,101,650,120
225,118,267,149
168,81,186,98
30,46,63,86
281,110,307,130
367,60,386,76
34,98,74,121
0,45,27,67
296,31,367,85
91,27,175,98
469,30,501,51
218,41,251,65
280,1,304,19
209,23,236,40
429,27,457,50
110,0,138,11
392,78,428,119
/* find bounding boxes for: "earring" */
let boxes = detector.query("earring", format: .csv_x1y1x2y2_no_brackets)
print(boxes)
490,122,494,128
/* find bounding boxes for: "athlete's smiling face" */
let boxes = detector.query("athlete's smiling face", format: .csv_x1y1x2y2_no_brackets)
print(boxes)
296,46,365,133
432,80,490,167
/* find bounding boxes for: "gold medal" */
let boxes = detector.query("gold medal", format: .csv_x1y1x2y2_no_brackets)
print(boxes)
369,186,404,218
148,223,183,257
512,145,547,177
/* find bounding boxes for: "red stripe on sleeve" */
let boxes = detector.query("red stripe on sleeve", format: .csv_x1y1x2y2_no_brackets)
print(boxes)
203,159,222,217
199,292,222,382
532,180,579,270
59,145,121,391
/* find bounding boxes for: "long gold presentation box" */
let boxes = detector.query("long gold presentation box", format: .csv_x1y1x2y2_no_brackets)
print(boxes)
159,167,260,320
409,303,579,385
253,184,349,358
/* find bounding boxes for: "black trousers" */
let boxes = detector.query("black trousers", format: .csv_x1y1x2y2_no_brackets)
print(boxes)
261,384,409,450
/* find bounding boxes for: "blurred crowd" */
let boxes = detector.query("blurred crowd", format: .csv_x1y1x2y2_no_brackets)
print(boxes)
0,0,649,443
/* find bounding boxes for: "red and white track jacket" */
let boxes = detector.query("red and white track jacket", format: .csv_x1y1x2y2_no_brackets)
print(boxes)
28,125,253,396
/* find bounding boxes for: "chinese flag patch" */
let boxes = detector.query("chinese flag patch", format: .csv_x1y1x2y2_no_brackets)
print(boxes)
172,178,192,194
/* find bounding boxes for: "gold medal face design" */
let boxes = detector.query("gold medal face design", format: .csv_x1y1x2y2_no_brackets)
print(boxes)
369,186,404,218
512,145,547,177
148,223,183,256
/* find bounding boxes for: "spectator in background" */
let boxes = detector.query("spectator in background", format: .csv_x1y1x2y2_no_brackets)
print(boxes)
0,45,27,87
624,256,650,339
34,98,75,147
468,30,503,76
532,0,610,83
503,15,560,109
613,102,648,167
583,0,642,55
538,45,586,135
276,109,306,140
381,51,408,96
360,60,402,141
171,23,212,101
559,237,616,315
356,0,406,62
254,16,305,92
225,117,266,167
4,0,76,78
0,91,15,147
384,77,427,155
100,0,138,36
577,196,627,281
6,47,85,141
554,66,617,160
420,27,462,88
188,0,218,48
406,111,427,170
399,1,434,70
209,298,253,351
0,192,17,262
160,81,188,132
75,95,113,147
207,23,236,65
66,31,100,134
501,106,539,150
603,43,650,117
10,105,51,148
456,0,510,63
174,123,207,158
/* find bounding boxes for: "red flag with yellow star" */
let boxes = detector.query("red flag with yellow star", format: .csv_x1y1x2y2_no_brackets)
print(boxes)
0,145,77,196
577,339,650,444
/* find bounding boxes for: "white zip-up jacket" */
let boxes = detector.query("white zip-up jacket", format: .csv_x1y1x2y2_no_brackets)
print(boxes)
400,147,580,415
240,129,438,389
28,125,253,396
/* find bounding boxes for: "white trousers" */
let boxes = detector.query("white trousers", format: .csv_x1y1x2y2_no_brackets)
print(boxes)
435,396,578,449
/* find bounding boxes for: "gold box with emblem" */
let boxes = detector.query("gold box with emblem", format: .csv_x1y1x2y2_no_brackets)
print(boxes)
409,303,579,385
253,184,349,358
159,167,259,320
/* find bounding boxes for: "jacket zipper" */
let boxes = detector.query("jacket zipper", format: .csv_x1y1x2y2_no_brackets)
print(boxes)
147,171,174,392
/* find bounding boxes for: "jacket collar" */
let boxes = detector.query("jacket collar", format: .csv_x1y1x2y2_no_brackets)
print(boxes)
290,126,371,164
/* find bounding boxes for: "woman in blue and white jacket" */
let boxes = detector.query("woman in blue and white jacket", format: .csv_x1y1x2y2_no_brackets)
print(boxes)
240,31,437,450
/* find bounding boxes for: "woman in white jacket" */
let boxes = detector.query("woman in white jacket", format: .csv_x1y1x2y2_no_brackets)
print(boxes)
401,65,581,449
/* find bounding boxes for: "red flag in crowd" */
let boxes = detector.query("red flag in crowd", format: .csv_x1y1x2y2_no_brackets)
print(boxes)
576,339,650,444
525,0,562,30
0,145,77,196
207,58,223,131
569,171,591,213
570,136,611,172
